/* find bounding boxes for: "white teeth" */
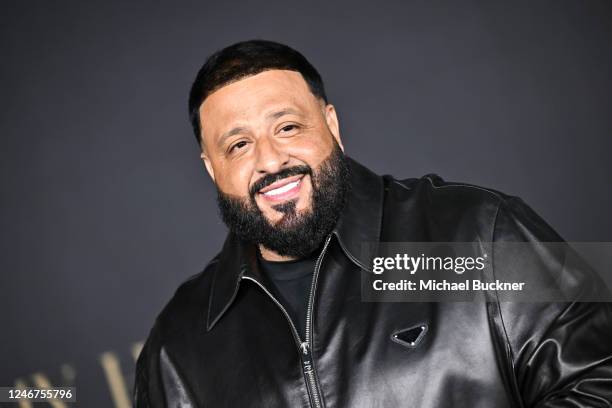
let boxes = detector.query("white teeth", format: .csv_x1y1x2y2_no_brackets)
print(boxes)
263,180,300,196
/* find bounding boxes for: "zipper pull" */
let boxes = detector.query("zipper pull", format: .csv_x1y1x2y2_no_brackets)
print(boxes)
300,341,309,355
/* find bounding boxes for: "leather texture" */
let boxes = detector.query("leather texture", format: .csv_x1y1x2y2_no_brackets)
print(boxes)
134,157,612,407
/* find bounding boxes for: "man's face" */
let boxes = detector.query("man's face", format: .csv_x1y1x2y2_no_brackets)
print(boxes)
199,69,343,225
198,70,348,258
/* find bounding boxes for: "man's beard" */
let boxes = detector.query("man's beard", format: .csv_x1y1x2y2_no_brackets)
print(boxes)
216,143,350,258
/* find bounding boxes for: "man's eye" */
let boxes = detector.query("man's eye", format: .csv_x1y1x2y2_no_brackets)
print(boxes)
280,124,298,133
230,141,248,152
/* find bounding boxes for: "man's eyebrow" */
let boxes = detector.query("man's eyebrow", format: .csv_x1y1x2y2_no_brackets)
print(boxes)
218,126,247,147
265,108,301,120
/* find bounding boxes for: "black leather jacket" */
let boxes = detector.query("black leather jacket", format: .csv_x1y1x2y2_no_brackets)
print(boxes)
134,158,612,407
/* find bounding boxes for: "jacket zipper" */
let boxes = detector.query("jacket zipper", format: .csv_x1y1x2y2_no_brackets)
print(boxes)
241,234,332,408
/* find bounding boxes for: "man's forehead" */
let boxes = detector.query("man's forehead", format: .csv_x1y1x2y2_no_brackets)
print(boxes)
200,70,313,114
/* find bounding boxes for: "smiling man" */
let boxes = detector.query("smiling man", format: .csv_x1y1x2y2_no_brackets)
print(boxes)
200,68,349,262
134,40,612,407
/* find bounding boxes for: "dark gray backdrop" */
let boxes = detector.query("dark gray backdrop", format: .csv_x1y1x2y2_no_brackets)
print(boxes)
1,1,611,406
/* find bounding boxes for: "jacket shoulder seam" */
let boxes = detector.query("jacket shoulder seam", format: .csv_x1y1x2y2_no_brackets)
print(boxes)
489,200,527,407
490,201,517,362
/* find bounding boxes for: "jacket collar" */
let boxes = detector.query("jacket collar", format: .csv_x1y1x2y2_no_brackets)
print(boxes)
206,157,384,331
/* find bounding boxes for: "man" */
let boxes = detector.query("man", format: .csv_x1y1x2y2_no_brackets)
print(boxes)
134,40,612,407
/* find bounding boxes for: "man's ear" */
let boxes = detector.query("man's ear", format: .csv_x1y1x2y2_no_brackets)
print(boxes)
200,151,215,182
324,103,344,151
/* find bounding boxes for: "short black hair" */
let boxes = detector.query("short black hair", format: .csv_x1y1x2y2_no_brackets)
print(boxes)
188,39,328,145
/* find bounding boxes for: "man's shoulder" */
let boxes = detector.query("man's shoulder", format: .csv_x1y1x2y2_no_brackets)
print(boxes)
377,171,549,242
388,173,511,204
134,256,222,405
381,171,562,242
383,172,514,219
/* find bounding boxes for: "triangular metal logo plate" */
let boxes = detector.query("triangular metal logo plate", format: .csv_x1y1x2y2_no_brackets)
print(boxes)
390,324,428,348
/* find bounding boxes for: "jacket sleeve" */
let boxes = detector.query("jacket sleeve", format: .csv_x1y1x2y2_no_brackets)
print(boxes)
133,321,166,408
134,318,199,407
492,196,612,407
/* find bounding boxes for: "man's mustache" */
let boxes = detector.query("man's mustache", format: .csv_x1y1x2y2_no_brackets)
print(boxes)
249,165,312,197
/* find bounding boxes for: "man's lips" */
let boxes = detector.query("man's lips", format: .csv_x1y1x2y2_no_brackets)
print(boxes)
257,174,305,202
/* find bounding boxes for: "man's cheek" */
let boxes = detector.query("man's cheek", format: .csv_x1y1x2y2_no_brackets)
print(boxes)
290,177,313,213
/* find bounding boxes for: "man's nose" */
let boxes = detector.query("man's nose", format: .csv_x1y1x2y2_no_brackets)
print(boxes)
254,136,289,174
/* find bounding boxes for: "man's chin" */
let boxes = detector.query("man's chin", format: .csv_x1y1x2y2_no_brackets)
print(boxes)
260,200,312,226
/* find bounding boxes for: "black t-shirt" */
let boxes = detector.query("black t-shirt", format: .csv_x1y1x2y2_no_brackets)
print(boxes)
257,252,318,340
